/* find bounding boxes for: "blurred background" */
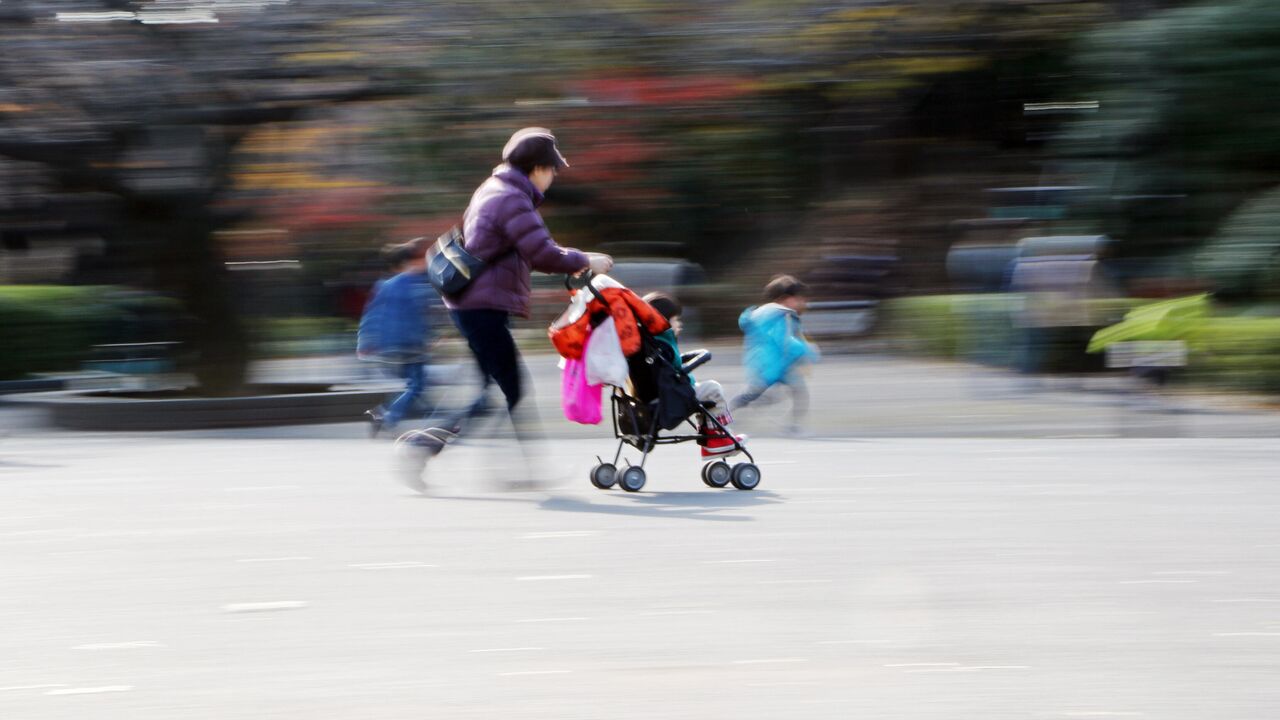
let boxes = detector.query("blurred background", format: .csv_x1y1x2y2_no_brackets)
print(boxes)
2,0,1278,403
6,5,1280,717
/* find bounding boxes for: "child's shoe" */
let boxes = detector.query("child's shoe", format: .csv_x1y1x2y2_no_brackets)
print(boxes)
700,413,746,460
701,432,747,460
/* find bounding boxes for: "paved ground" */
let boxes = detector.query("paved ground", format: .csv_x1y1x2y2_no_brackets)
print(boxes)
7,350,1280,440
3,434,1279,719
251,350,1280,439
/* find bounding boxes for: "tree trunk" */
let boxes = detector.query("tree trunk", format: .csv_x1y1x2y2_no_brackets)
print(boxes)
181,230,250,396
135,198,250,396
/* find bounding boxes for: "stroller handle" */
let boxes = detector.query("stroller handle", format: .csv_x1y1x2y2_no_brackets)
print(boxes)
681,349,713,374
565,269,607,303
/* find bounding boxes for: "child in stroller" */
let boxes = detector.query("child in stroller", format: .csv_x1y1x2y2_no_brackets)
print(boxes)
640,292,747,461
559,273,761,493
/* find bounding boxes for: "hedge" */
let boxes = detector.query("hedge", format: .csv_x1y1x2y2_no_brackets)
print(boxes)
882,294,1140,367
885,292,1280,390
1186,317,1280,392
0,286,180,380
250,317,354,358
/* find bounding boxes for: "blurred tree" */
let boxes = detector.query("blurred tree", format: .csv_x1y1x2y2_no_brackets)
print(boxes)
1196,186,1280,300
371,0,1124,275
1058,0,1280,268
1,0,1167,391
0,0,417,393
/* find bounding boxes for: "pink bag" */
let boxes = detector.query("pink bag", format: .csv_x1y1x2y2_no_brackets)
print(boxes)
561,356,603,425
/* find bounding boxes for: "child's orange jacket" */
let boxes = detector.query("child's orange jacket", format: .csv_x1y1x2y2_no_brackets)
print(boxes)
550,287,669,360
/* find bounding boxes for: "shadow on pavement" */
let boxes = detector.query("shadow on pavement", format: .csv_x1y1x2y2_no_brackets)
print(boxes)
537,489,784,523
408,486,783,523
0,457,64,470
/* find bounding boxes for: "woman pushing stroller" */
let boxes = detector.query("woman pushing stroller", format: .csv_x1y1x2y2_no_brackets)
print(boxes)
396,128,612,491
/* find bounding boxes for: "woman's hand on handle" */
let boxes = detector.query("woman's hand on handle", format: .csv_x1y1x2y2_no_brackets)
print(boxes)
587,253,614,276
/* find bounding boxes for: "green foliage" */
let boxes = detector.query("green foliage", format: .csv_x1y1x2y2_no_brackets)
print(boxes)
1087,293,1210,352
0,286,132,380
1086,296,1280,391
0,286,184,380
883,294,1018,360
885,293,1143,367
250,317,354,358
1061,0,1280,254
1196,185,1280,298
1186,316,1280,392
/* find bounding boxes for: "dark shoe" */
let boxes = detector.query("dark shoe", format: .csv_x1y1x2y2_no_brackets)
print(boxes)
365,409,384,439
422,426,458,448
393,430,440,494
395,427,456,455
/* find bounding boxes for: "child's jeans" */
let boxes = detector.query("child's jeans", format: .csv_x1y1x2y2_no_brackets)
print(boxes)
383,361,427,427
731,374,809,428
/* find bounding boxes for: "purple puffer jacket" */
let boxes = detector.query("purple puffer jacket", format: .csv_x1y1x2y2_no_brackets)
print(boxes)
443,164,589,317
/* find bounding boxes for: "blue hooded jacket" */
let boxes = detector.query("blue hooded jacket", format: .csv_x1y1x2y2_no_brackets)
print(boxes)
739,303,819,386
357,269,437,362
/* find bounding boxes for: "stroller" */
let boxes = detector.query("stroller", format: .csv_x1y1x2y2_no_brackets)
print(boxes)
561,273,761,493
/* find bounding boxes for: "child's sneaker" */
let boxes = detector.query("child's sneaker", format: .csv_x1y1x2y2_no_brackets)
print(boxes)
365,408,386,439
701,432,747,460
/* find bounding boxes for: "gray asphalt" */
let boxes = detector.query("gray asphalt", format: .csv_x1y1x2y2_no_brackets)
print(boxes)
248,350,1280,439
7,350,1279,441
3,434,1279,718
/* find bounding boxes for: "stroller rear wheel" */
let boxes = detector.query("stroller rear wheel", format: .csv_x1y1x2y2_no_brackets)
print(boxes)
703,461,731,488
618,466,647,493
730,463,761,491
590,463,617,490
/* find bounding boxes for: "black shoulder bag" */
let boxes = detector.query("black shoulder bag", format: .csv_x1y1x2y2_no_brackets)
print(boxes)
427,226,487,296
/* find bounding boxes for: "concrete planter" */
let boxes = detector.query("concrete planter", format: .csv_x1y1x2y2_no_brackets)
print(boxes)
2,383,387,431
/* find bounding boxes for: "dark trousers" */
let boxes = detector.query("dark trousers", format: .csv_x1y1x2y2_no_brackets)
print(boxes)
449,309,533,436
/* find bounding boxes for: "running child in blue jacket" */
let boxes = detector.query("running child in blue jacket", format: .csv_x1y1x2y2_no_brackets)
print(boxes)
731,275,820,435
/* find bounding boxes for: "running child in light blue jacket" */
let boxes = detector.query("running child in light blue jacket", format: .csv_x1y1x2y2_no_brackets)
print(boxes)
731,275,820,434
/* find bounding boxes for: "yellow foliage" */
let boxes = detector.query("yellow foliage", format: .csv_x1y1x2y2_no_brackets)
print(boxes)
829,6,903,22
239,126,368,155
233,171,381,192
853,55,988,76
283,51,365,64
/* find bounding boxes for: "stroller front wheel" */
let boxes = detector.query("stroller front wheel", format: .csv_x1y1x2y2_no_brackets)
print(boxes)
618,466,647,493
590,463,617,490
703,461,732,488
730,463,761,491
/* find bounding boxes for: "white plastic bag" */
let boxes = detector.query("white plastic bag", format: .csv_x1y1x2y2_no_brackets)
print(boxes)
584,317,628,387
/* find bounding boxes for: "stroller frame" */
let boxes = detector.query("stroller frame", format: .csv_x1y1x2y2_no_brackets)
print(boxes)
606,361,755,466
568,272,761,493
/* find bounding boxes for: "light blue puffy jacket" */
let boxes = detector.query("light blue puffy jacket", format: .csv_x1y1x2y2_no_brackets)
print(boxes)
739,303,819,386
